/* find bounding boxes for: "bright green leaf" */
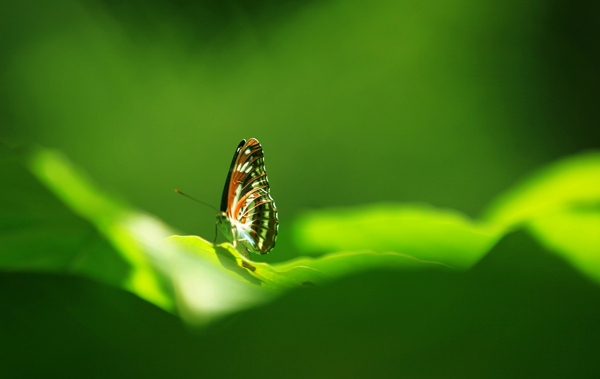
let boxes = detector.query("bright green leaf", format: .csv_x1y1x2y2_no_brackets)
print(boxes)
273,250,454,278
167,235,448,294
293,203,501,269
1,147,276,325
0,150,132,285
528,207,600,283
165,236,331,289
27,148,174,310
484,151,600,284
484,152,600,229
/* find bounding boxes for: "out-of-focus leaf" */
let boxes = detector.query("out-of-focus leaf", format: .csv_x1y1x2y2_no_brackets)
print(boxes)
528,207,600,283
9,147,447,326
0,150,131,285
484,152,600,229
153,236,273,326
293,203,501,269
167,236,447,292
0,147,278,325
272,250,454,278
483,151,600,284
166,236,331,288
27,148,173,310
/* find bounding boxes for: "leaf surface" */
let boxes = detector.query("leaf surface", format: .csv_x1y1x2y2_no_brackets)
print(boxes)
293,203,501,269
484,152,600,283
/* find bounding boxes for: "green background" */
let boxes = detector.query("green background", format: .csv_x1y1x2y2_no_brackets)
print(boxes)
1,0,600,377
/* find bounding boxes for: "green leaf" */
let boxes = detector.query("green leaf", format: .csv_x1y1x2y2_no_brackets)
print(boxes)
4,147,444,326
166,235,448,291
27,148,174,311
153,237,275,326
272,250,454,277
484,152,600,229
484,152,600,284
293,203,501,269
1,147,277,325
165,236,331,288
0,150,131,285
528,207,600,282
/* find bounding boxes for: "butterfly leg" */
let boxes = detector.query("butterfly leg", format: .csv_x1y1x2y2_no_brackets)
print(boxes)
213,221,219,246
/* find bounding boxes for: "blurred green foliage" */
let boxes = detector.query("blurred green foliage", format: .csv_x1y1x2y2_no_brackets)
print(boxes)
296,152,600,284
1,0,600,377
485,152,600,284
294,203,500,269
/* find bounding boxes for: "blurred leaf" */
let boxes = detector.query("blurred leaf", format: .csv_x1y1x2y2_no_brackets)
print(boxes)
484,151,600,284
4,147,449,326
152,237,274,326
272,250,454,277
484,152,600,229
293,203,502,269
165,236,330,289
27,148,174,310
0,147,278,325
528,207,600,283
0,150,131,285
168,236,446,291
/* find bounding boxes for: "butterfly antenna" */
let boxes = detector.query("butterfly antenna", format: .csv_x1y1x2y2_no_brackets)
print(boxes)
174,189,219,212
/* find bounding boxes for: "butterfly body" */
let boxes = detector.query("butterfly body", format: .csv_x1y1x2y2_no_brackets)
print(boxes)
217,138,278,255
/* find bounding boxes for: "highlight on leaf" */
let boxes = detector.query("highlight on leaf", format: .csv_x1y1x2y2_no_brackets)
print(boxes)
293,203,502,270
484,152,600,284
484,152,600,230
23,148,274,325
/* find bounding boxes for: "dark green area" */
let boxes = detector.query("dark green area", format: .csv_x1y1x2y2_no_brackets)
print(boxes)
2,231,600,378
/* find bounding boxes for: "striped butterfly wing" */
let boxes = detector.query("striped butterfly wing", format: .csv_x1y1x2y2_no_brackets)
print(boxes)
220,138,278,254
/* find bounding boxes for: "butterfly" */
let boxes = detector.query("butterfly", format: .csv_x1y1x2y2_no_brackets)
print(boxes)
215,138,279,255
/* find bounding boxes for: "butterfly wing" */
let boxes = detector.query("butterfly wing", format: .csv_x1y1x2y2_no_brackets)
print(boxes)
220,139,245,214
220,138,278,254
